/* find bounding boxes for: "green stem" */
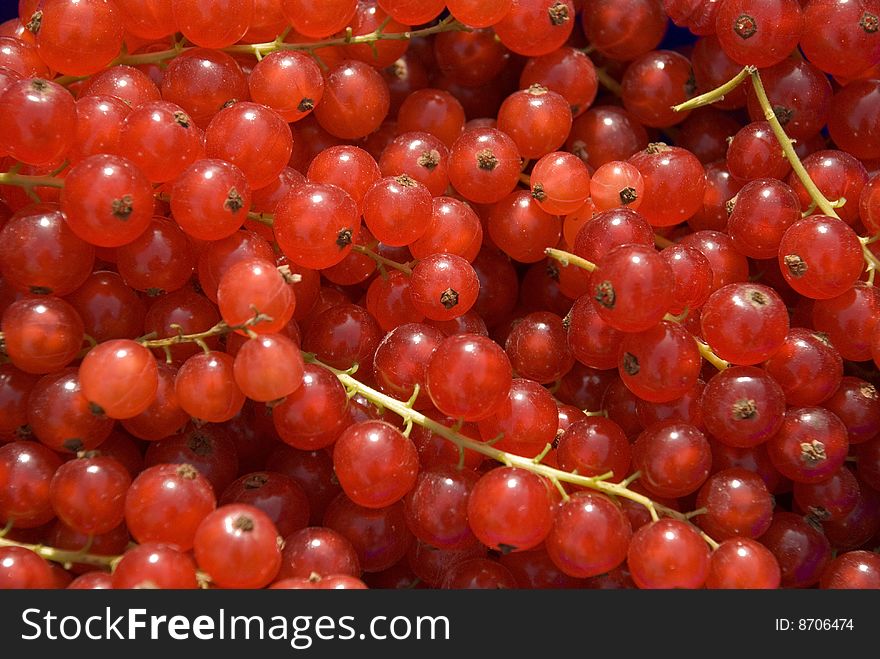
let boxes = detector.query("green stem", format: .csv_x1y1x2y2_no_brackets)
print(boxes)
620,471,642,488
653,233,674,249
108,35,188,67
800,200,817,218
676,66,879,278
247,211,275,227
748,70,838,219
544,247,596,272
596,68,622,97
2,313,718,569
0,172,65,189
53,74,89,86
352,244,414,276
860,236,880,274
700,532,720,551
697,340,729,371
751,69,880,278
0,535,117,569
326,362,684,524
138,314,272,349
671,65,754,113
546,248,727,371
663,308,690,324
116,16,468,67
532,443,553,465
550,477,570,502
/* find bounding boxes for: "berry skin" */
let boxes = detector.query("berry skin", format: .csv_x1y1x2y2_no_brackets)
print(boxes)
632,422,712,498
3,0,880,596
627,519,711,589
124,463,216,551
778,216,864,299
0,441,62,529
618,321,701,404
706,538,781,589
448,128,521,205
714,0,803,69
425,333,513,422
409,253,480,322
701,366,786,448
546,492,632,578
193,503,282,589
49,453,130,535
332,420,420,509
589,244,675,333
767,407,849,484
61,154,154,248
695,468,773,540
274,183,359,270
112,543,199,589
493,0,575,57
0,78,76,165
700,283,789,366
79,339,159,419
467,467,554,553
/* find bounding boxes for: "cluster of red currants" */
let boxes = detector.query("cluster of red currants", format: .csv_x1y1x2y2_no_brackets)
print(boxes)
0,0,879,591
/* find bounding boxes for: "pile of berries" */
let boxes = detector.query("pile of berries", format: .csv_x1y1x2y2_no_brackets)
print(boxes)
0,0,880,590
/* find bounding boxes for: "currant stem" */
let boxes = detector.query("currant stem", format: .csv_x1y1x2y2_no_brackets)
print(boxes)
247,210,275,227
533,443,553,464
595,68,622,97
676,66,879,276
671,65,755,112
545,249,727,371
653,233,674,249
544,247,597,272
700,532,720,551
860,236,880,274
105,35,188,67
138,314,272,349
550,477,570,502
0,535,117,569
2,318,717,569
322,360,684,525
49,160,70,177
620,471,642,488
352,244,415,276
748,69,839,219
697,339,729,371
663,307,690,323
0,172,65,189
114,16,468,68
